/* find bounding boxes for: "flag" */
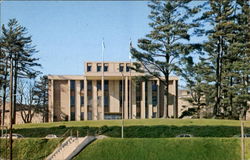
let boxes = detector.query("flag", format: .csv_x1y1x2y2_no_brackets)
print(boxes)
102,38,105,51
129,39,132,60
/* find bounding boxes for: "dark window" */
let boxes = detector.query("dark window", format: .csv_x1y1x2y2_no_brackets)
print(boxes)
71,112,75,121
80,96,84,106
104,96,109,106
126,64,130,72
97,65,101,72
104,80,109,90
70,96,75,106
81,112,84,120
152,96,157,106
104,64,108,72
119,80,124,91
80,80,84,90
70,80,75,90
152,112,157,118
152,83,157,91
87,64,92,72
136,96,141,102
119,64,124,72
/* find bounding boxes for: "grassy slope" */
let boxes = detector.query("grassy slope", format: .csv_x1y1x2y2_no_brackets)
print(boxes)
74,138,241,160
12,119,250,138
14,118,243,129
0,138,63,160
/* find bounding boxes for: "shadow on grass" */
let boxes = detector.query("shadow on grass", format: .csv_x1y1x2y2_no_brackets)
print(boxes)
12,125,249,138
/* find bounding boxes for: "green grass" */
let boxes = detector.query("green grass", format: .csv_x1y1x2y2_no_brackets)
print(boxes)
0,138,63,160
14,118,243,129
74,138,241,160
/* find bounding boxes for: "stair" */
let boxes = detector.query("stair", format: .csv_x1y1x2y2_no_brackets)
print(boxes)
46,136,96,160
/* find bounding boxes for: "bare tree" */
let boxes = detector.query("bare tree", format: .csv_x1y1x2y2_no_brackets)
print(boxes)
17,79,36,123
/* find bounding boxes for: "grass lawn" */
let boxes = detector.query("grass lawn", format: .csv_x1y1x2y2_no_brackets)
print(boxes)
14,118,243,129
0,138,63,160
74,138,241,160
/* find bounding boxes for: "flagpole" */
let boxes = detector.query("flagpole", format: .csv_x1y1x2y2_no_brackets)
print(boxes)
129,39,132,119
101,38,104,120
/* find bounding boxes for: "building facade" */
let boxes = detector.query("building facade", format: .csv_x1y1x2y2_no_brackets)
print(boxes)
48,62,178,122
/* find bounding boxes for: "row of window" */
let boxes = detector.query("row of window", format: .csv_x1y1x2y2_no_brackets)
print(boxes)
87,63,131,72
69,112,157,121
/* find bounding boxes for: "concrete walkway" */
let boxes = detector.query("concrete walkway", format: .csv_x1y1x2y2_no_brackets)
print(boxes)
46,136,96,160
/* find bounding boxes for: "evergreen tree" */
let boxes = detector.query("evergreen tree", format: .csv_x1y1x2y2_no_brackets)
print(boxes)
131,0,199,118
229,0,250,119
197,0,238,117
1,19,41,124
195,0,250,119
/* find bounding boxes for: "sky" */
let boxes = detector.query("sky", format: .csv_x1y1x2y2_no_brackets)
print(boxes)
1,1,206,87
1,1,150,75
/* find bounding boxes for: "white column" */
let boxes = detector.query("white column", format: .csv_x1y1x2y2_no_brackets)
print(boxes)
75,80,81,121
124,76,128,119
68,80,71,121
141,81,145,119
164,88,167,118
92,80,98,120
132,80,136,119
157,80,160,118
147,81,153,119
48,80,54,122
84,77,88,121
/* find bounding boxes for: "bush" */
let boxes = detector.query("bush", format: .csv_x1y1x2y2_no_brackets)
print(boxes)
97,125,109,135
58,125,66,129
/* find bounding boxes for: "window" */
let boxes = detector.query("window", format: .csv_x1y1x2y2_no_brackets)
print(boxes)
71,112,75,121
104,63,108,72
70,96,75,106
104,80,108,90
81,112,84,120
80,80,84,90
104,96,109,106
97,80,101,90
87,80,92,91
152,96,157,106
119,80,124,91
70,80,75,90
119,64,124,72
87,63,92,72
97,63,102,72
80,96,84,106
153,112,157,118
152,81,157,91
126,64,130,72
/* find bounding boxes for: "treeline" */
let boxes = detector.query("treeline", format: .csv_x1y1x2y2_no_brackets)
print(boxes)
131,0,250,119
0,19,48,124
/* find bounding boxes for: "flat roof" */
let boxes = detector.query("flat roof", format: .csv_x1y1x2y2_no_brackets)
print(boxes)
48,74,178,80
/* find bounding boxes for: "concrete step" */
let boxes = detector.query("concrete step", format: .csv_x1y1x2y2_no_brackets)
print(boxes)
46,136,96,160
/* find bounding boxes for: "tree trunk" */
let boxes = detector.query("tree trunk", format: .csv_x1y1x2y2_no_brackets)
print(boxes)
164,72,169,118
1,60,8,126
197,98,201,119
13,60,18,124
214,37,223,117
